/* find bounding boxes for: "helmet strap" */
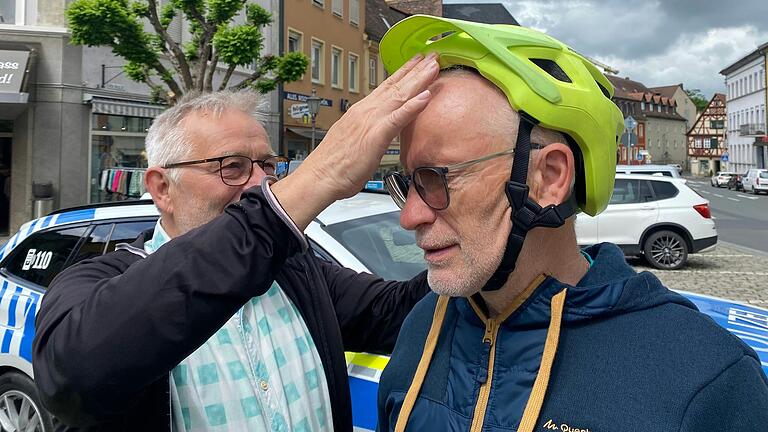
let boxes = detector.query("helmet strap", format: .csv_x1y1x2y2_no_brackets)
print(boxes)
481,112,578,292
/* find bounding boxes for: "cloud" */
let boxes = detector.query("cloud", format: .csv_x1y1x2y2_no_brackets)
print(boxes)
444,0,768,97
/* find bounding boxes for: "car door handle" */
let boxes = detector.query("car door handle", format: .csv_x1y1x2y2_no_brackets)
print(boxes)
641,206,655,210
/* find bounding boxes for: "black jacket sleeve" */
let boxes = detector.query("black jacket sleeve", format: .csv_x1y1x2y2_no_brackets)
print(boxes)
32,187,301,426
318,258,430,354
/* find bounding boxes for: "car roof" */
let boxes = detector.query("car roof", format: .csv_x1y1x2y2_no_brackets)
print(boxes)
314,191,399,226
616,164,676,170
614,173,685,183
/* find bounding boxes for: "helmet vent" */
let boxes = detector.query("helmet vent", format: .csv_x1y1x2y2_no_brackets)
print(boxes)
595,80,611,99
529,58,572,83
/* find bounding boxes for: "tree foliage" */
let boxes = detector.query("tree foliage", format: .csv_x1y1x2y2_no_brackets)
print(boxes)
67,0,308,103
685,88,709,113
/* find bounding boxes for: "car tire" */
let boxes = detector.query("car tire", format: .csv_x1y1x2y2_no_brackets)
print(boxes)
643,230,688,270
753,186,758,195
0,372,55,432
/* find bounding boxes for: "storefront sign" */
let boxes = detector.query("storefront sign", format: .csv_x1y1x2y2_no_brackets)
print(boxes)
0,50,30,94
284,91,333,107
290,103,309,119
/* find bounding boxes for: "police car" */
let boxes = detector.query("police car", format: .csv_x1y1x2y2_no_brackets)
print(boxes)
0,194,765,431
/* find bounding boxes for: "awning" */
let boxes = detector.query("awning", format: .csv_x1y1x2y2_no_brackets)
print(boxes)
84,94,166,118
287,127,327,140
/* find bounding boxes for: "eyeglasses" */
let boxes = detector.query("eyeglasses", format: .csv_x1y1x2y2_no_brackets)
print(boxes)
163,155,291,186
384,148,515,210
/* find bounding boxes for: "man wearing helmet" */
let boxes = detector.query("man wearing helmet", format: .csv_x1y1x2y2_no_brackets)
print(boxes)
377,15,768,432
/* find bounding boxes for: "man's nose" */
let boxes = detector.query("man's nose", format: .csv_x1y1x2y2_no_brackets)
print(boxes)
242,164,265,190
400,185,437,230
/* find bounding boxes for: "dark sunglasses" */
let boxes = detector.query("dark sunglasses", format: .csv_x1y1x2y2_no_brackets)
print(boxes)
384,149,515,210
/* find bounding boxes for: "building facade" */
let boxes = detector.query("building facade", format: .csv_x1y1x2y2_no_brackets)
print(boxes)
720,42,767,173
0,0,278,236
649,84,697,130
606,75,688,168
281,0,367,161
687,93,727,176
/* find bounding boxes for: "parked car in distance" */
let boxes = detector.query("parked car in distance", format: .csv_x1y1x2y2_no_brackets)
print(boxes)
616,164,682,178
710,171,735,187
667,163,683,175
727,173,746,191
742,168,768,194
576,174,717,270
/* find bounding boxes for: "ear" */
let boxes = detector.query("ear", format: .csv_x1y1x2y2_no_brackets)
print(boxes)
145,167,174,215
529,143,575,207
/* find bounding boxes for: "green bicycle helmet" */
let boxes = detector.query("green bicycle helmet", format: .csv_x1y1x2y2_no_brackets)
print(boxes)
380,15,624,292
380,14,624,216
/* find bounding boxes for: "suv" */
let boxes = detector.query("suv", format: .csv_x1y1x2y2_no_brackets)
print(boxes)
576,174,717,270
710,171,735,187
742,168,768,194
616,164,682,178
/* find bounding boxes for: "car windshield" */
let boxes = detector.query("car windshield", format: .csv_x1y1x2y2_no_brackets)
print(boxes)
323,211,426,281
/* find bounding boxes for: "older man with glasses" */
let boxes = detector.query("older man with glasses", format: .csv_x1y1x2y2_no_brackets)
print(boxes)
33,52,439,432
376,15,768,432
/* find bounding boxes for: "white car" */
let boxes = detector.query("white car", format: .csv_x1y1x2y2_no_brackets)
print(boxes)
741,168,768,194
616,164,682,178
710,171,735,187
576,174,717,270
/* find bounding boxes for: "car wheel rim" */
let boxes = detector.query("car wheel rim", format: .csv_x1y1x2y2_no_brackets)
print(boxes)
0,390,45,432
651,235,684,268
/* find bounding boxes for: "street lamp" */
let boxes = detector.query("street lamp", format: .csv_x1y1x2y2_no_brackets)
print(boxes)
306,88,322,152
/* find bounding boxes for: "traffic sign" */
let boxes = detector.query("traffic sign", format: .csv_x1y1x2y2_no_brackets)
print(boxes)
636,153,644,161
721,154,729,162
290,103,309,119
624,115,637,131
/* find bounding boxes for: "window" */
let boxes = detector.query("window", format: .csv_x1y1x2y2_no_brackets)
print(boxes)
311,39,325,84
349,0,359,25
710,137,718,149
331,47,342,88
70,224,114,264
3,226,89,288
332,0,342,17
312,0,324,8
287,30,303,53
369,57,377,87
641,102,645,110
349,53,359,92
710,120,724,129
0,0,16,23
609,179,639,205
650,181,678,200
106,220,157,252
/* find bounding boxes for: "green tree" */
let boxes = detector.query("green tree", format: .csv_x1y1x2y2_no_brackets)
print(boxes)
67,0,308,103
685,88,709,112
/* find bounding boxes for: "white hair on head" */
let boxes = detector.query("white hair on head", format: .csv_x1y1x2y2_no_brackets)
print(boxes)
145,90,269,182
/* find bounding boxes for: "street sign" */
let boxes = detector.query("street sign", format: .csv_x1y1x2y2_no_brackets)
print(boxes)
636,153,644,161
721,154,729,162
366,181,384,190
624,115,637,131
290,103,309,119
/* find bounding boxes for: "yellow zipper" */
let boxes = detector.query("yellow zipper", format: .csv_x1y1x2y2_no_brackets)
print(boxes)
469,318,500,432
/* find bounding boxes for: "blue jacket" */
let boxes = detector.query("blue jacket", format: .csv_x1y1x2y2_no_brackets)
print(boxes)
378,243,768,432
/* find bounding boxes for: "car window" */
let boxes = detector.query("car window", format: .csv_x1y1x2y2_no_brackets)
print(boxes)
638,180,654,202
3,226,89,288
650,181,679,200
323,211,425,281
760,172,768,179
69,224,114,265
609,179,640,205
105,220,157,252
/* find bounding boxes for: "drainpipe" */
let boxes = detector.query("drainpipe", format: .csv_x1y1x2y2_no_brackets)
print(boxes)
278,0,285,155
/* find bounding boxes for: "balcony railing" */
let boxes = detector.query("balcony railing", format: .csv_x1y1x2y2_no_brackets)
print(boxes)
740,123,767,136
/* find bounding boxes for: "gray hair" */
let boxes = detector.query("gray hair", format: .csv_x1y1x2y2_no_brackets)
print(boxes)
145,90,268,182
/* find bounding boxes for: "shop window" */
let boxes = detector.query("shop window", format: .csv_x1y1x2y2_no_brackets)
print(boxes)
0,0,16,24
91,114,152,203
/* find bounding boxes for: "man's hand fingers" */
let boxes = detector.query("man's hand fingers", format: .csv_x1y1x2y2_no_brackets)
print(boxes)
381,53,424,87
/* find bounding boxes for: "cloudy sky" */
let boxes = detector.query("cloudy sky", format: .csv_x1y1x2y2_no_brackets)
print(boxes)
444,0,768,98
